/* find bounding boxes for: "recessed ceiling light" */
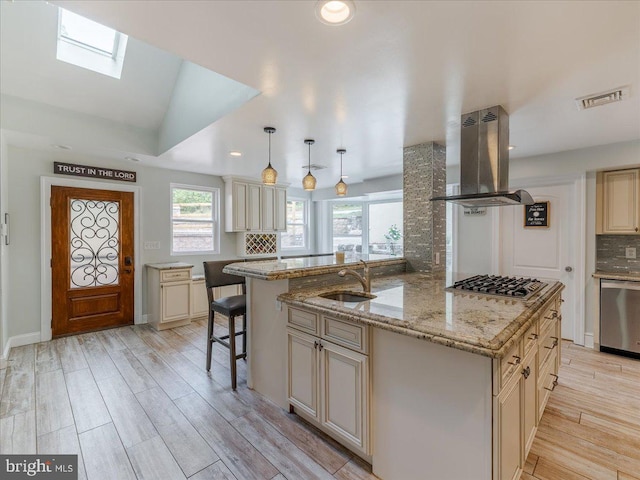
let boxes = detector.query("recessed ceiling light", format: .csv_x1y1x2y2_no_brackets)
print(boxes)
229,151,242,157
315,0,356,26
51,144,72,150
125,156,140,162
508,145,516,150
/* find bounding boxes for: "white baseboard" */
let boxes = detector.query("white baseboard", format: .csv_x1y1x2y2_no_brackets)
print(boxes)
139,314,148,325
584,333,594,349
2,331,42,366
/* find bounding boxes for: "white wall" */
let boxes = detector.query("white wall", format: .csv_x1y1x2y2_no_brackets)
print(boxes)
3,145,243,347
0,132,7,363
451,139,640,341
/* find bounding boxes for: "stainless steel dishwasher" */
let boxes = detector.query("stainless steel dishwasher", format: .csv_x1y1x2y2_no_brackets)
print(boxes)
600,279,640,357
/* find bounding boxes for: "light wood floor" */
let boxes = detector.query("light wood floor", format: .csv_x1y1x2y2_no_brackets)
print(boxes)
1,324,638,480
522,341,640,480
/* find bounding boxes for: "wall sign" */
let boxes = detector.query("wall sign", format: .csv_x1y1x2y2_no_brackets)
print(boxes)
524,201,550,228
54,162,137,183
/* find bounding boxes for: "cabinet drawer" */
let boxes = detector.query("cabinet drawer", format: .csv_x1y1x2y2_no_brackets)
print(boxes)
539,303,560,334
500,339,523,389
538,320,559,371
288,307,319,336
321,316,369,354
537,350,558,421
523,322,538,357
160,269,191,282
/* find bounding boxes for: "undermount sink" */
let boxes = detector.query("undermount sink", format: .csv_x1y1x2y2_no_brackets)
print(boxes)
319,291,376,302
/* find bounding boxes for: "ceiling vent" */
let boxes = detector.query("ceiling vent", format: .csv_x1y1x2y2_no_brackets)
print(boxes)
302,164,327,171
575,86,630,110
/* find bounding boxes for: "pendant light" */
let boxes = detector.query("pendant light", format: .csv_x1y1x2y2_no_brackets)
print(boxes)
261,127,278,185
335,148,348,196
302,139,317,191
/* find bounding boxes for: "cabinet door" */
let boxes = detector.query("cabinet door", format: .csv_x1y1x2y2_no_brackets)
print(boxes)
494,374,522,480
232,182,248,231
287,328,319,420
190,280,209,319
161,281,191,323
522,351,538,457
320,341,369,453
247,183,262,231
262,186,276,231
275,187,287,232
603,169,639,234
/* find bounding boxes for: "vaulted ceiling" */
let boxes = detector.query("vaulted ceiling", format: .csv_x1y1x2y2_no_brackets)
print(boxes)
2,0,639,189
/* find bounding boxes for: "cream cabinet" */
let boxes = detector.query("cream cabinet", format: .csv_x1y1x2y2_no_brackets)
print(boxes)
190,279,209,320
493,293,561,480
597,168,640,235
224,176,287,232
287,307,370,455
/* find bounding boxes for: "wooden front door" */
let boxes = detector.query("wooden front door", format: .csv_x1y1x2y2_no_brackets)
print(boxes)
51,186,134,337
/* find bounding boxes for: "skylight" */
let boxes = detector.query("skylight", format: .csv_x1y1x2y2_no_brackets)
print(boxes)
56,8,128,79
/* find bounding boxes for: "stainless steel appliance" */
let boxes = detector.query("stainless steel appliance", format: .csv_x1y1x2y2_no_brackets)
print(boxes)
431,105,534,207
448,274,546,300
600,280,640,358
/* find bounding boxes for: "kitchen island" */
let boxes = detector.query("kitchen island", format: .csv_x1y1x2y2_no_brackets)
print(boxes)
224,258,563,480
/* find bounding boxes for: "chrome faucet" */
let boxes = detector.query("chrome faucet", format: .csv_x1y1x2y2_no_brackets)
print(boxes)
338,260,371,293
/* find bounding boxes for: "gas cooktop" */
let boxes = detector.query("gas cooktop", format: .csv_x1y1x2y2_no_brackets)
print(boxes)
447,275,546,300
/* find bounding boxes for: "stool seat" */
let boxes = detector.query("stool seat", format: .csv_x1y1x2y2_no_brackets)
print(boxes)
211,295,246,318
203,260,247,391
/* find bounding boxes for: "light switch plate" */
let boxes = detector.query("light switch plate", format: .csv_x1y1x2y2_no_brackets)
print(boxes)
144,241,161,250
626,247,637,259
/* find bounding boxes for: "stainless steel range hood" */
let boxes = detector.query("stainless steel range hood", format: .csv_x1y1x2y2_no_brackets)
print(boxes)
431,105,534,207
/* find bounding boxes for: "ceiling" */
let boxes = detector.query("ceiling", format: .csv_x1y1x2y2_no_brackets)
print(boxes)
2,0,639,189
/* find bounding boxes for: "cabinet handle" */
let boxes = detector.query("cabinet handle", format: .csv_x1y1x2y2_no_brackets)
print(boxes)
522,366,531,379
544,337,559,350
529,333,538,340
314,341,319,350
318,342,324,351
636,227,639,232
508,355,521,366
544,373,559,391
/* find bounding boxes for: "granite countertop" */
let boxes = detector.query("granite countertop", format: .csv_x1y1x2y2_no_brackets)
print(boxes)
592,271,640,282
223,254,406,280
146,262,194,270
278,272,564,359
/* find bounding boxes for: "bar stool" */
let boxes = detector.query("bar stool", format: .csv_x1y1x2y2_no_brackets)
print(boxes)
203,260,247,390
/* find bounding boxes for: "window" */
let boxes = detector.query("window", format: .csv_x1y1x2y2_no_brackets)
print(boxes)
330,199,403,256
170,185,219,255
281,199,308,249
57,8,128,79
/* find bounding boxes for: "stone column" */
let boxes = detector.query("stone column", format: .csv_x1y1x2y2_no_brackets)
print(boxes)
403,142,446,272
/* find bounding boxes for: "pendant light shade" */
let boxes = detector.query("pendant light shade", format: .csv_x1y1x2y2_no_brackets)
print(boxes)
335,148,348,196
302,139,317,191
261,127,278,185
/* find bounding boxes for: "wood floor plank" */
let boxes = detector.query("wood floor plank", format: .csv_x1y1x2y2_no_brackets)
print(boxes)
236,386,351,474
65,368,111,433
77,333,120,381
0,345,36,418
0,368,6,399
78,423,137,480
618,471,640,480
116,326,152,354
35,368,74,435
38,424,87,480
523,453,538,475
0,410,36,454
136,387,218,477
35,340,62,374
175,392,278,480
56,336,89,373
579,412,640,453
127,435,187,480
108,348,158,393
96,374,157,448
135,351,194,400
532,456,593,480
231,411,335,480
96,329,127,353
333,456,380,480
189,461,238,480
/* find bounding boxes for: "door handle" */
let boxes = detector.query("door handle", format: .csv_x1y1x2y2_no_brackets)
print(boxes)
565,266,573,272
125,256,133,266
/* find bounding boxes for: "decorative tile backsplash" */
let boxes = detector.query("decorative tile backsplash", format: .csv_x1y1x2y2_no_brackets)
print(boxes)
240,233,278,257
596,235,640,273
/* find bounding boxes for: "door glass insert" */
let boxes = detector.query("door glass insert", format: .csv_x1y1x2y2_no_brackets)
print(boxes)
70,198,120,288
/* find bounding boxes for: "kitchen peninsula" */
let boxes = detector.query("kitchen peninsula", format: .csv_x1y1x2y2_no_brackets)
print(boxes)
224,257,563,480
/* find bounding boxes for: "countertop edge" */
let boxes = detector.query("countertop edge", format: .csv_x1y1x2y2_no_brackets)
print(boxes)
146,262,194,270
278,281,565,359
224,257,406,280
592,271,640,282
